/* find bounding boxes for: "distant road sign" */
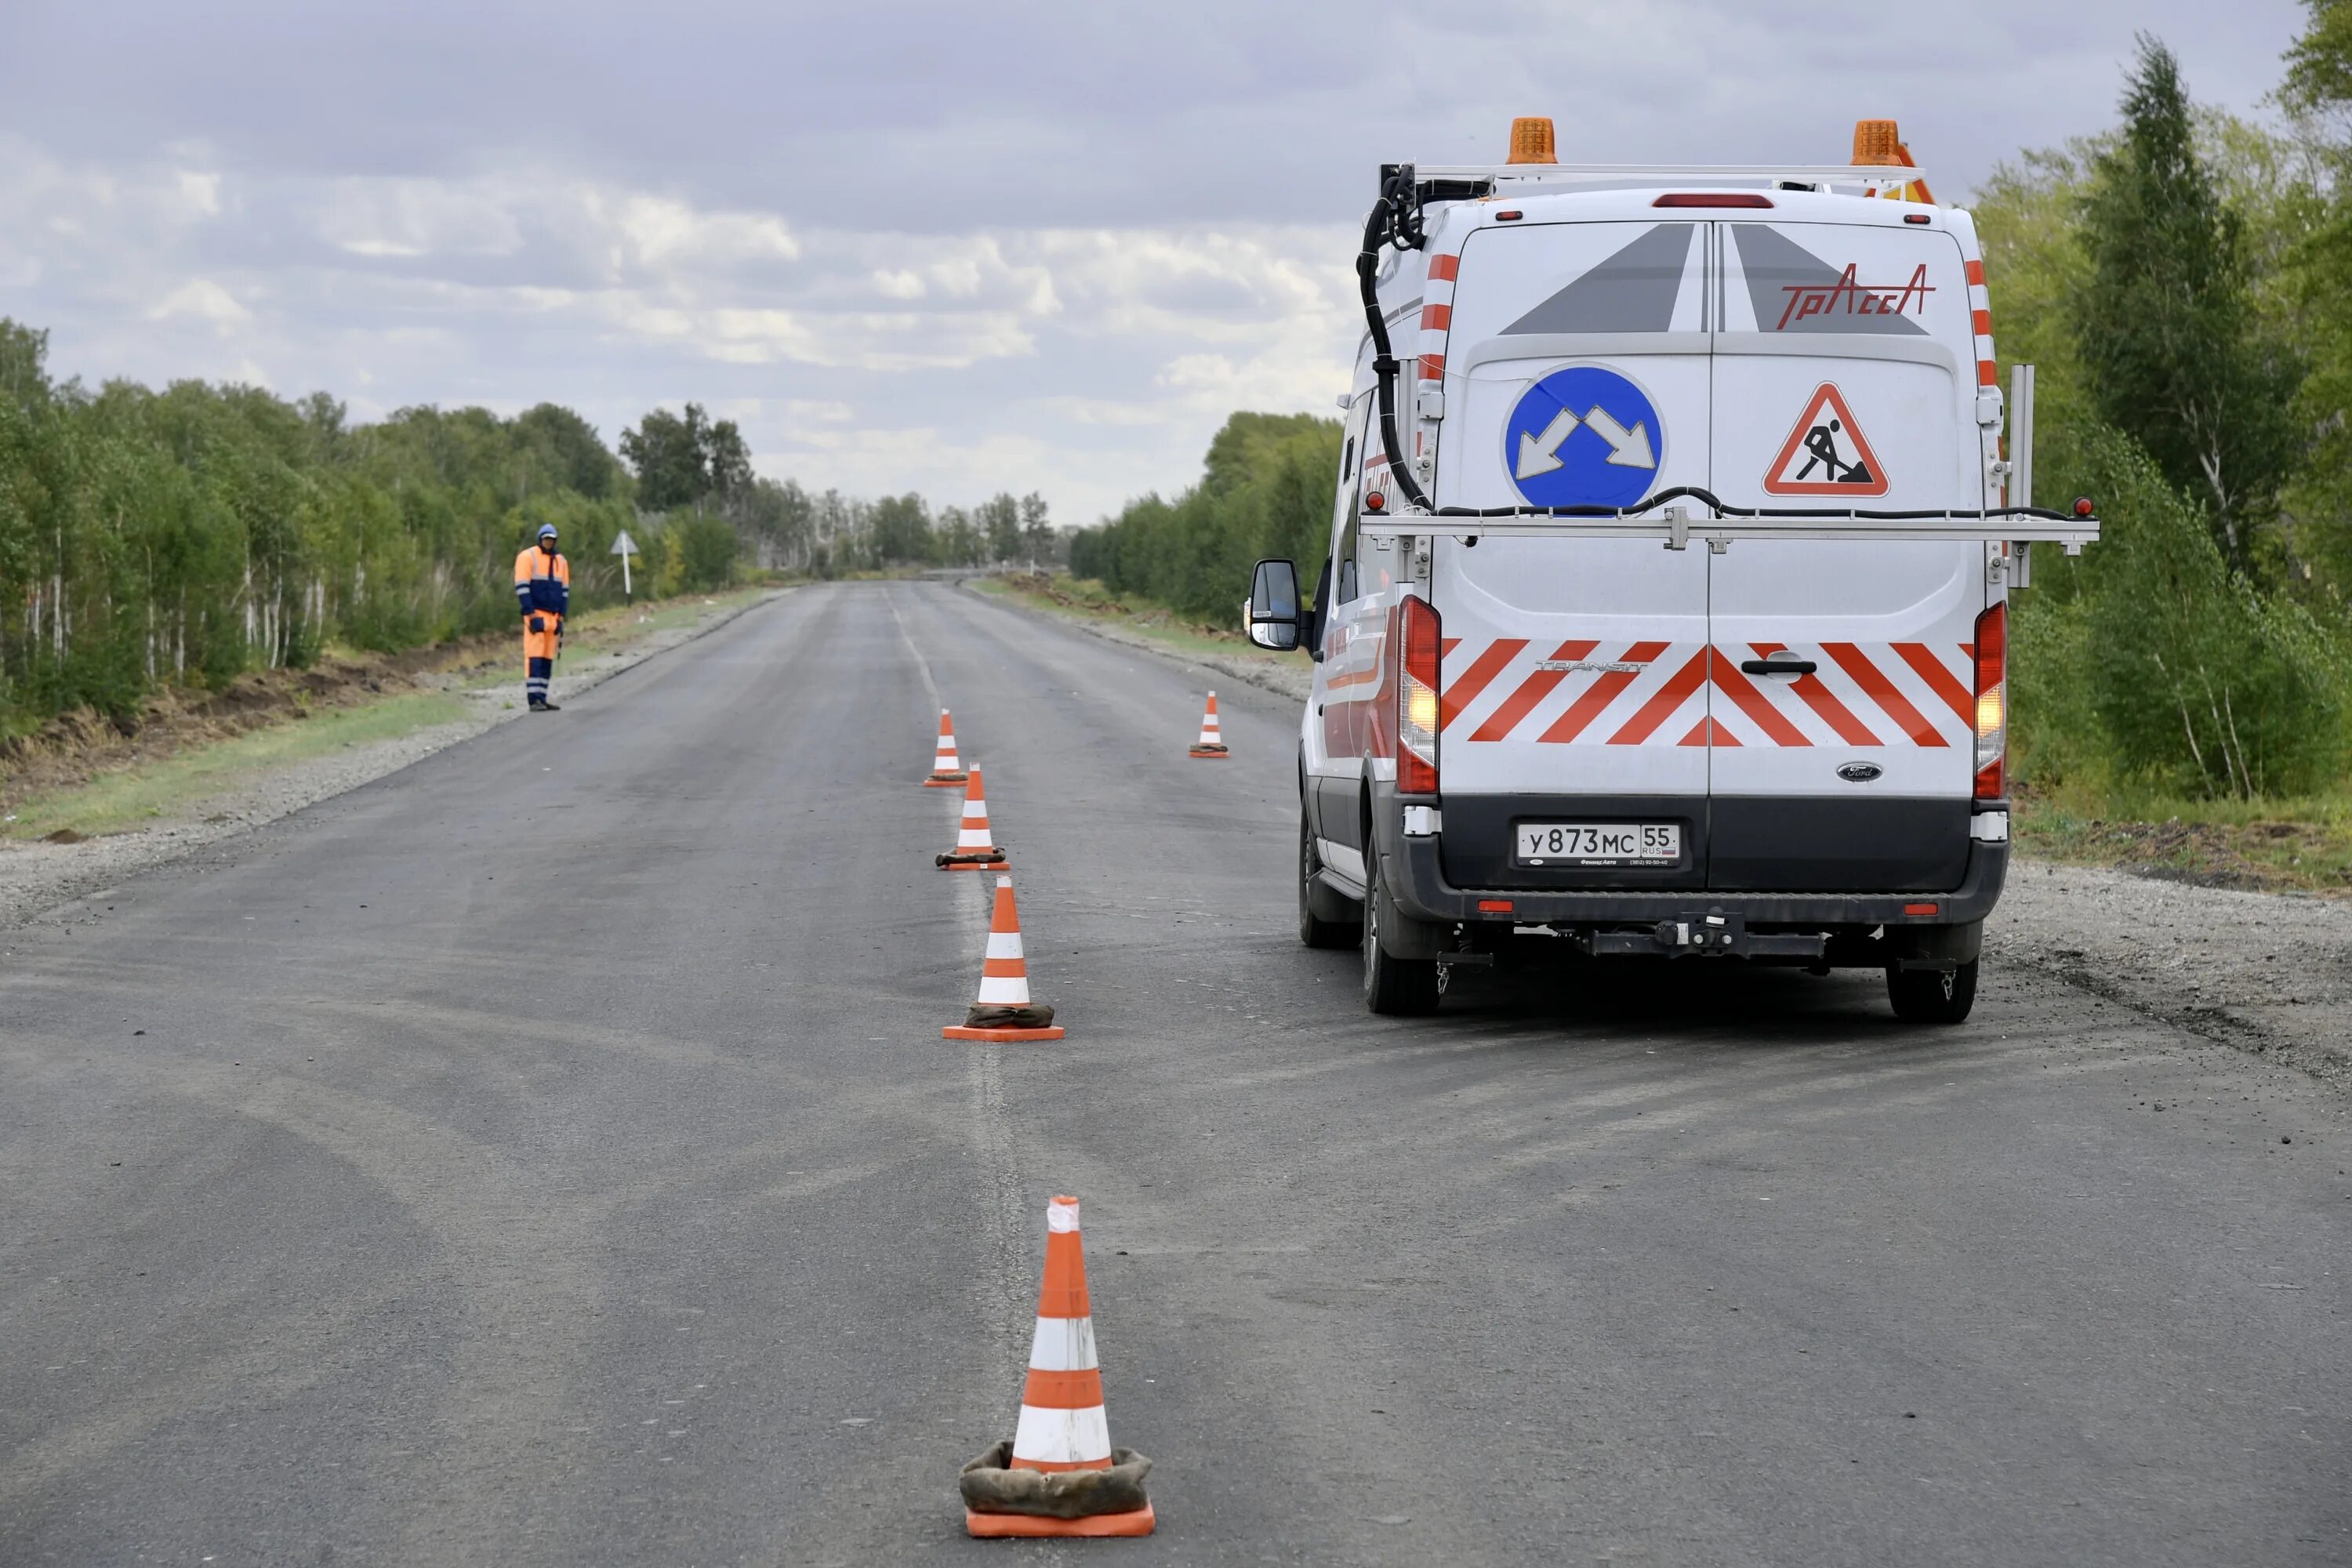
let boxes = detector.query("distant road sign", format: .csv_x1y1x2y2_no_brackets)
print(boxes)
611,528,638,557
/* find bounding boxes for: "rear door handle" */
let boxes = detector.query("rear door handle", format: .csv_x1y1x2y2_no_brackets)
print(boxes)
1740,658,1816,676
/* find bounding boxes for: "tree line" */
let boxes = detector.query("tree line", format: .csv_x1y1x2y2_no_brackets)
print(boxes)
0,338,1057,731
1067,412,1341,622
613,401,1062,577
1073,8,2352,803
1988,14,2352,799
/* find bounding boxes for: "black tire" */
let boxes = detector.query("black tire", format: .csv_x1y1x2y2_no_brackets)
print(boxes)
1363,845,1442,1016
1887,959,1978,1025
1298,814,1358,949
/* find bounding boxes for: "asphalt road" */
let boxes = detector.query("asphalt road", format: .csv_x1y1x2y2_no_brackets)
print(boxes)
3,580,2347,1568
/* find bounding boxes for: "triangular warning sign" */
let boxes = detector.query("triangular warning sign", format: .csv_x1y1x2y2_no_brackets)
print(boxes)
1763,383,1888,497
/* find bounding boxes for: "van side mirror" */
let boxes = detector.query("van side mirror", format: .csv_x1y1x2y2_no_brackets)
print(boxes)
1247,559,1301,651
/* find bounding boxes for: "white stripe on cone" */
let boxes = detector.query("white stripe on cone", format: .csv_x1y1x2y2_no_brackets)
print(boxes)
976,973,1031,1005
1012,1403,1111,1467
1026,1313,1098,1371
1196,691,1223,746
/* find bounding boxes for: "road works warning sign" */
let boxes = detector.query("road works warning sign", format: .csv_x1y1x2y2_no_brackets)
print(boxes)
1763,383,1887,496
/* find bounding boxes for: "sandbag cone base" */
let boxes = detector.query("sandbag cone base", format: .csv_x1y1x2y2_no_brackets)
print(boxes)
937,851,1008,870
924,772,969,789
961,1443,1155,1537
1187,746,1229,760
943,1003,1063,1043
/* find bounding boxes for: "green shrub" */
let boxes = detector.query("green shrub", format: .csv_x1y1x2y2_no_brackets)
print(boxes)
2067,425,2352,796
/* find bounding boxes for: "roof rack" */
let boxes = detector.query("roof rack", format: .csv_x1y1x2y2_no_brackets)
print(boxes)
1359,503,2096,554
1409,162,1932,191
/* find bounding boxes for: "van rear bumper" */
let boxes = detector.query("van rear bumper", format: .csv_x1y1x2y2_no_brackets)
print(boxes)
1373,786,2007,929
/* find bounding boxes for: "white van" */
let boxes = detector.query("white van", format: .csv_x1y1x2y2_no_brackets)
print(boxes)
1246,120,2096,1021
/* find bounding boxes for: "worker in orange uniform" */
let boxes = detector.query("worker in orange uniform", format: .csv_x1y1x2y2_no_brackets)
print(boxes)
514,523,572,711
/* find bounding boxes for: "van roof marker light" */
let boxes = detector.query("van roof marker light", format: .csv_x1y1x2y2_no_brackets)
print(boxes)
1652,193,1773,208
1495,209,1523,221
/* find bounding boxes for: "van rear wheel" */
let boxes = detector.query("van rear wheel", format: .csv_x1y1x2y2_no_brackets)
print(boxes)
1363,848,1442,1016
1887,959,1978,1025
1299,814,1359,949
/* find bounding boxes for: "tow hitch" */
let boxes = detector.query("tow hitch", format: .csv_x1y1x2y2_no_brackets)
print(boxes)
1578,911,1828,960
1432,945,1495,996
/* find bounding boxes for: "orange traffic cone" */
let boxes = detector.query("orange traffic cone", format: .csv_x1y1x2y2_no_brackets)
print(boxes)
961,1196,1155,1537
1189,691,1229,758
944,875,1063,1041
936,765,1007,869
924,709,968,787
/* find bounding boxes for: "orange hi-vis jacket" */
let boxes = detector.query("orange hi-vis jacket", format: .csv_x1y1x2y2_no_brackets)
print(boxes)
515,546,571,674
514,545,571,623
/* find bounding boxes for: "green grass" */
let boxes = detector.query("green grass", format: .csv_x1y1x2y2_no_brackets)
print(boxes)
2016,785,2352,892
7,587,779,840
6,691,469,841
974,574,1294,664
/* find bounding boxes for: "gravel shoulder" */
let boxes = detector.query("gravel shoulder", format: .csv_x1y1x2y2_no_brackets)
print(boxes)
1991,860,2352,1091
0,591,784,930
980,580,2352,1094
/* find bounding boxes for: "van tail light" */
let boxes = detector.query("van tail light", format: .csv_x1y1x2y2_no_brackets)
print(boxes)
1398,596,1442,795
1973,602,2006,800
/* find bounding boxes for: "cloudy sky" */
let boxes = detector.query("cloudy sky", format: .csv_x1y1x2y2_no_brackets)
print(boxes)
0,1,2314,525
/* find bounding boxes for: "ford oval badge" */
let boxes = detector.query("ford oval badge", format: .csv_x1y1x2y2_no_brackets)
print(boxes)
1837,761,1883,784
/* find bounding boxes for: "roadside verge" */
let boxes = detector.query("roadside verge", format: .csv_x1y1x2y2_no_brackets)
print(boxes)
0,590,785,929
1989,861,2352,1091
967,574,1310,703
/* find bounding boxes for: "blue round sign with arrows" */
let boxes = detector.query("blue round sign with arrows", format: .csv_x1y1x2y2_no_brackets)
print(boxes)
1503,365,1663,510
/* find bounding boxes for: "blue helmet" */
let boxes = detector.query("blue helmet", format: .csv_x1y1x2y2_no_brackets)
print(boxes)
537,524,558,542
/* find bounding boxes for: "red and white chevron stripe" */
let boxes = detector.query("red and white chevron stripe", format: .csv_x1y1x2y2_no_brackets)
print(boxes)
1419,252,1458,388
1965,257,1996,390
1437,639,1976,749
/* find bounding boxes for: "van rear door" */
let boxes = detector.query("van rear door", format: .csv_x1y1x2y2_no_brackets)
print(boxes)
1429,219,1713,891
1704,217,1984,891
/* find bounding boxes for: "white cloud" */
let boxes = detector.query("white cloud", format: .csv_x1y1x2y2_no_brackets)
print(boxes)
148,278,251,330
578,187,802,272
175,169,223,217
318,178,525,259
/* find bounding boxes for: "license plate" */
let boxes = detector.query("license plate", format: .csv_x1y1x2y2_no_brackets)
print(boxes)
1516,822,1680,866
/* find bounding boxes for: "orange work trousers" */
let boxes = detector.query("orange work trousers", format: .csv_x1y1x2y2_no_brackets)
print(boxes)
523,615,561,662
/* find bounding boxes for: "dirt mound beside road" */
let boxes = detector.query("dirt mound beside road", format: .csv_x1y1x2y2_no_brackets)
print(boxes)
0,633,510,821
